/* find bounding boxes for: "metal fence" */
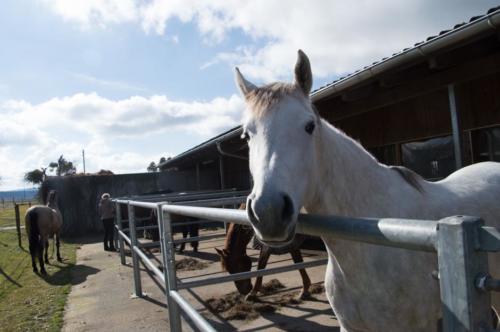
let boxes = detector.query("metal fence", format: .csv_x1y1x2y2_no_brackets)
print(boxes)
114,190,500,332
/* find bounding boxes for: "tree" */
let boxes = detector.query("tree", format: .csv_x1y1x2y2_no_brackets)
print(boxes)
159,157,167,165
49,155,76,176
147,161,157,172
24,169,45,185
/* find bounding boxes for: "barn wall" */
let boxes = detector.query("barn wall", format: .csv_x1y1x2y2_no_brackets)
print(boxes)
41,171,196,237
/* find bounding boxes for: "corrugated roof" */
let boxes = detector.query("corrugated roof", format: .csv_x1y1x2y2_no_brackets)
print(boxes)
310,6,500,101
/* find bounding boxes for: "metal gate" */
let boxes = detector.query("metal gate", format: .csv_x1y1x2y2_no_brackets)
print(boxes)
113,190,500,332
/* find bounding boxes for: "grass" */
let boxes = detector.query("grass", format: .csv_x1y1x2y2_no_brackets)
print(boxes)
0,203,32,228
0,204,78,332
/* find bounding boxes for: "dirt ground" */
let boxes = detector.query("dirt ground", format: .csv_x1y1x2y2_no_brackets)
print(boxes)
62,230,339,331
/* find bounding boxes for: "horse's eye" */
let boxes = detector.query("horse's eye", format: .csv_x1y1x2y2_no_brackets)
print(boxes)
305,121,315,134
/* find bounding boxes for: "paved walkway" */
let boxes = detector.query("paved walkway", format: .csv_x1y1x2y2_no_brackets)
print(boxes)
62,240,169,332
62,234,337,331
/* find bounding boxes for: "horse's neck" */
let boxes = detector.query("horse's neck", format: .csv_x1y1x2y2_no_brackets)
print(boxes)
307,120,417,217
225,224,253,255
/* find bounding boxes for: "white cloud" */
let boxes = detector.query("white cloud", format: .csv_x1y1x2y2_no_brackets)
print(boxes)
41,0,499,81
0,92,244,189
41,0,137,28
70,72,153,94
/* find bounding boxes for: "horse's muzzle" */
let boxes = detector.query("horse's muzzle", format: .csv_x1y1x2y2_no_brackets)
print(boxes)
246,192,296,244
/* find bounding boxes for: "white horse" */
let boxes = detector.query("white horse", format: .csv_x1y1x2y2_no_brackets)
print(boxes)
235,50,500,331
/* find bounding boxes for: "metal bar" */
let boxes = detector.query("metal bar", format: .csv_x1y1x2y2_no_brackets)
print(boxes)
160,209,182,331
122,225,159,232
115,202,126,265
172,196,246,207
170,290,217,332
156,204,175,329
118,230,131,246
113,189,248,204
139,241,161,248
216,141,248,161
133,246,165,284
178,258,328,289
448,84,463,169
437,216,492,331
115,200,159,209
161,205,438,252
172,233,226,244
128,204,142,297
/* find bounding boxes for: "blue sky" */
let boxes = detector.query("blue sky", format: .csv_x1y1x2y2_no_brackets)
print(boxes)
0,0,498,189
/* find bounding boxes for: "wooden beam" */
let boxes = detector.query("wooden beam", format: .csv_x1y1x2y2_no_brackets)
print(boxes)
319,52,500,121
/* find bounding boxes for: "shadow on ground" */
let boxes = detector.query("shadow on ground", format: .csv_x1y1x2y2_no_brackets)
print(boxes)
43,263,100,286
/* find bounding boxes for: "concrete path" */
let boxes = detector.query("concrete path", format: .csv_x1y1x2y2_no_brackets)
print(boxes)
62,239,169,332
62,233,338,331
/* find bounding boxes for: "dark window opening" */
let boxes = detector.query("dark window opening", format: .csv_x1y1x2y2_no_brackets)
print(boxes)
402,136,455,180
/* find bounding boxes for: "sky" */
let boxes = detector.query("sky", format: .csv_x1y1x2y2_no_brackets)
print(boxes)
0,0,498,190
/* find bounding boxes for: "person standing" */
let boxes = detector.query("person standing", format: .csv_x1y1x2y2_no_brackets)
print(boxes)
98,193,115,251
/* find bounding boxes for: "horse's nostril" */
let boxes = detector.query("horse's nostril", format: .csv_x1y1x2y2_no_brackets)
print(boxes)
282,194,294,221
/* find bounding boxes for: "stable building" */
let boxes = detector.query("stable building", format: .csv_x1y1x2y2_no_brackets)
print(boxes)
160,7,500,187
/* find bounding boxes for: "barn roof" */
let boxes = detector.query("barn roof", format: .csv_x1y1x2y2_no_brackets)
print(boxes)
310,6,500,102
159,6,500,170
158,126,244,169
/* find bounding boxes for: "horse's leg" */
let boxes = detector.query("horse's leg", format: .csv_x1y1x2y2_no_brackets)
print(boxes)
179,226,187,253
30,250,38,273
44,239,49,264
245,248,271,301
190,224,199,252
56,233,62,262
290,249,311,299
38,239,47,275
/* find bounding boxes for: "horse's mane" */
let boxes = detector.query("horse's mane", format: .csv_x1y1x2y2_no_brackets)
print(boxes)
390,165,424,193
246,82,307,117
225,223,254,253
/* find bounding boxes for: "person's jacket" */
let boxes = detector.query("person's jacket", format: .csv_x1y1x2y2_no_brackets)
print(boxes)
99,198,115,220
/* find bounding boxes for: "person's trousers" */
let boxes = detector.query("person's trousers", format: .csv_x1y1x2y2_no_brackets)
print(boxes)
102,218,115,250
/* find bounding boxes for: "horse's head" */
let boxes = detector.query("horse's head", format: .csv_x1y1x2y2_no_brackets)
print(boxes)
215,247,253,295
236,50,319,248
47,190,58,207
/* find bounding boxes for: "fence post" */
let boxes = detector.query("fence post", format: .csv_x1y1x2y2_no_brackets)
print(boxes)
115,202,125,265
437,216,492,332
159,205,182,331
14,204,21,248
128,203,142,297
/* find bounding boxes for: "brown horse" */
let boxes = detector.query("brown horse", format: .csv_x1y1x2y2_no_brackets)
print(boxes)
24,190,63,275
216,204,311,301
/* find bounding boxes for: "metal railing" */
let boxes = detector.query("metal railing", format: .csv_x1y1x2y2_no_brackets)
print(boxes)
114,191,500,332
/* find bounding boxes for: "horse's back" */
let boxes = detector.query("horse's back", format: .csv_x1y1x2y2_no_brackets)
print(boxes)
432,162,500,225
25,205,62,237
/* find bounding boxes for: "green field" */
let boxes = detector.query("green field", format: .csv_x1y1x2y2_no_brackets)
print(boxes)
0,204,78,331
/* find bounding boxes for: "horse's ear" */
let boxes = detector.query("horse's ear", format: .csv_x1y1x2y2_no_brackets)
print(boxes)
294,49,313,96
235,67,256,98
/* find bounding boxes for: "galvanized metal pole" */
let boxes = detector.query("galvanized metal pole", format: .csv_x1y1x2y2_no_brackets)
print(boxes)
115,202,125,265
448,84,463,169
437,216,492,332
159,206,182,331
128,203,142,297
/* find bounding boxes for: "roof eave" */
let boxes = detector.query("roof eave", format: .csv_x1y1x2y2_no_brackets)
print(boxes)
310,9,500,103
